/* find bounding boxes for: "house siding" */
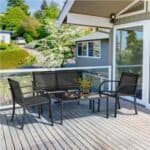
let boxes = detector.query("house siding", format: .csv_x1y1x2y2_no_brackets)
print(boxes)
76,39,110,67
0,33,11,44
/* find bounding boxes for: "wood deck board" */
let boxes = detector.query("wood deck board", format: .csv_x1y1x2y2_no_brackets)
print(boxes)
51,112,90,150
54,111,99,150
0,113,7,150
69,109,128,149
1,114,15,150
21,110,48,150
14,111,32,150
0,99,150,150
75,109,146,150
5,113,23,150
65,111,111,150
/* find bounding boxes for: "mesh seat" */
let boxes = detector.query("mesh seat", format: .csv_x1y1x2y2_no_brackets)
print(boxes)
101,91,117,97
24,95,50,106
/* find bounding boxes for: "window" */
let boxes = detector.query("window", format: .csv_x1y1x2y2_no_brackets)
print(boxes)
77,41,101,58
93,41,100,57
78,42,87,56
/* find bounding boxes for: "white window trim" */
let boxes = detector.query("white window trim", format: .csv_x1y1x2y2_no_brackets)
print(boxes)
77,41,101,59
117,1,146,19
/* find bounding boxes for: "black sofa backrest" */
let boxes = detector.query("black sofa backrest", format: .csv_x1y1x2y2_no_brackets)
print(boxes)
32,70,79,92
56,70,79,90
32,71,57,91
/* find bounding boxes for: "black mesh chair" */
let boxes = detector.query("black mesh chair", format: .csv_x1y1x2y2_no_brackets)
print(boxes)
98,72,139,118
8,78,53,129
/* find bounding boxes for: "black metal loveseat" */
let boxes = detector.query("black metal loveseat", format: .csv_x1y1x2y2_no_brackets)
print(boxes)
32,70,97,124
32,71,81,124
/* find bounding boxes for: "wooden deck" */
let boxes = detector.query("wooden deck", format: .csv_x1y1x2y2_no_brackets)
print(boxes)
0,99,150,150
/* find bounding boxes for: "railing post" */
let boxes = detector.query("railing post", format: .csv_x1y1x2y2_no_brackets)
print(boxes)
143,22,150,108
108,66,112,90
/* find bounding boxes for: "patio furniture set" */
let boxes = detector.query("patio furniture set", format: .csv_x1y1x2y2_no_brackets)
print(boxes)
8,71,138,129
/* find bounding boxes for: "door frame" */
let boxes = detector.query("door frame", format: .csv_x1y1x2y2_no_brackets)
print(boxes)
113,20,150,108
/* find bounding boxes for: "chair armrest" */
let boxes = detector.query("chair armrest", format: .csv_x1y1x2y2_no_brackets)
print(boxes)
99,80,120,94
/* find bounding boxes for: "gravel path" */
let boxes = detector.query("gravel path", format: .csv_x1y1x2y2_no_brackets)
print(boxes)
23,46,46,65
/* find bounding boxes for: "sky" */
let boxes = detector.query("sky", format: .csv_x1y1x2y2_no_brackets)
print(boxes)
0,0,65,14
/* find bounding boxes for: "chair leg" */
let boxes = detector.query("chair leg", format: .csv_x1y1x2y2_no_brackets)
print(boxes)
60,101,63,125
89,100,92,109
38,105,41,118
134,96,138,115
92,100,95,112
11,102,15,121
21,107,26,129
114,97,118,118
77,101,80,105
117,97,121,109
40,105,43,114
106,97,109,118
97,99,101,112
49,99,53,125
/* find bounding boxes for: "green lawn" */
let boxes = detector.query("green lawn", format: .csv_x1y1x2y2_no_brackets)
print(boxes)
0,43,37,69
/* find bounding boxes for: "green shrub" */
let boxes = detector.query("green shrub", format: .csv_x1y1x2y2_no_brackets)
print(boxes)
24,33,33,43
0,43,23,51
0,43,9,50
0,49,37,69
24,55,37,66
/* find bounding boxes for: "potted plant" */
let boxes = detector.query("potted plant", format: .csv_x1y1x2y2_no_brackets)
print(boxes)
78,78,92,94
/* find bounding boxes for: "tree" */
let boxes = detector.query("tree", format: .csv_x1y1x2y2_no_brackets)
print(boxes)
41,0,48,10
36,21,90,67
0,7,26,31
123,31,143,65
7,0,29,14
34,1,59,21
34,1,60,38
17,16,41,41
34,10,43,21
44,1,59,20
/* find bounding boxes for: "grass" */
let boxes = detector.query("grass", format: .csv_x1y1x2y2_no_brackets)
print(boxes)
0,43,37,69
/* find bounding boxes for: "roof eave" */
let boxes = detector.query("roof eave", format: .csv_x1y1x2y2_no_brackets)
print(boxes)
57,0,75,26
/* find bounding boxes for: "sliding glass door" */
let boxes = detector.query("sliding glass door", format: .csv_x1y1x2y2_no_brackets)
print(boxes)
115,26,143,99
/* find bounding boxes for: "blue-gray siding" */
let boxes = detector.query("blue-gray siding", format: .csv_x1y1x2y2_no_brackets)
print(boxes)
76,39,110,67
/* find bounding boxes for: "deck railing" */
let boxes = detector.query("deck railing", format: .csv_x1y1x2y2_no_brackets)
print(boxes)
0,66,112,108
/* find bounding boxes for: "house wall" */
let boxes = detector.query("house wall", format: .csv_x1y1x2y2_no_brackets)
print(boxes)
0,33,11,44
76,39,110,67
